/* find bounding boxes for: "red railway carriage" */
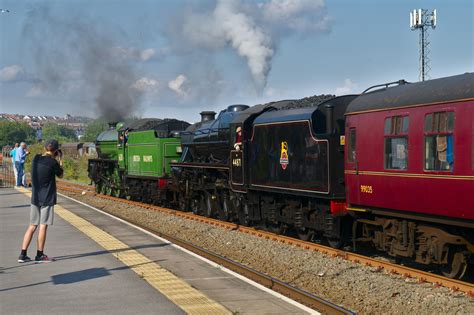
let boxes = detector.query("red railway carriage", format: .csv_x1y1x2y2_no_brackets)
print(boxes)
344,73,474,278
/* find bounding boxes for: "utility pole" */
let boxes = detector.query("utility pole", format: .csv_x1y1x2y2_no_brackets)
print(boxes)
410,9,437,81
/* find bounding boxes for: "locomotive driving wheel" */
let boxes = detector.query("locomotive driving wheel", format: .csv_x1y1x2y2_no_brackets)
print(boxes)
439,249,468,279
327,237,345,249
112,188,121,198
204,194,213,218
95,182,102,194
103,184,113,196
265,222,284,235
296,228,313,241
178,195,190,212
190,197,202,215
100,183,108,195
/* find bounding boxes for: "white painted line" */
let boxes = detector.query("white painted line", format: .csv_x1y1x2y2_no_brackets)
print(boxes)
183,276,234,281
58,192,320,315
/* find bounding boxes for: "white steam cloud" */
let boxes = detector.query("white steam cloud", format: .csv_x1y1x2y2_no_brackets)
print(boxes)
335,79,358,95
132,77,160,92
174,0,331,93
215,1,273,89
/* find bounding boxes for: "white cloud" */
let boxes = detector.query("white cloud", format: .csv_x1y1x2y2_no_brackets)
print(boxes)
112,47,159,62
140,48,156,61
335,79,358,95
131,77,159,92
26,84,43,97
168,74,188,97
261,0,331,32
0,65,25,82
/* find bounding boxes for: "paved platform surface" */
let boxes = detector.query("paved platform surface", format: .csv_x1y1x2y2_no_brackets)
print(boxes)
0,188,312,315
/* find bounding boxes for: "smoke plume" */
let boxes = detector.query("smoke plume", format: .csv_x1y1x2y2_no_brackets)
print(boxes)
171,0,331,93
22,4,143,121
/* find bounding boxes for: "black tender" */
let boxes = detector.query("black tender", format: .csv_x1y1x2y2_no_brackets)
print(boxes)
346,73,474,114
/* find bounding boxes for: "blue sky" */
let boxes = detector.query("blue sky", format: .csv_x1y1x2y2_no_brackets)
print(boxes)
0,0,472,123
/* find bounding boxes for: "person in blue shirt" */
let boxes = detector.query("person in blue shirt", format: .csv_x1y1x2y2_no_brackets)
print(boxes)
10,143,19,181
15,142,29,187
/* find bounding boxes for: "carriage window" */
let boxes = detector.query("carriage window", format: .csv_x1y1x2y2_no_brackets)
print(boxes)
384,116,408,170
424,111,454,171
348,128,356,162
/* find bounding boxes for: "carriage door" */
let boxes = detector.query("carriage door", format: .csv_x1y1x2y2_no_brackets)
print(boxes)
345,127,360,205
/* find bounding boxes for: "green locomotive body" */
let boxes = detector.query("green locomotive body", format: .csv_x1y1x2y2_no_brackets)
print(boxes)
96,129,120,160
126,130,181,178
88,118,189,203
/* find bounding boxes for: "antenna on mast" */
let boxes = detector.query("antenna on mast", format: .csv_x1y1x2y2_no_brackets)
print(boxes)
410,9,437,81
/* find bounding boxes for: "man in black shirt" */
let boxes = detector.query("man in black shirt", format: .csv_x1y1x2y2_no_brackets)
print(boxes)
18,139,63,263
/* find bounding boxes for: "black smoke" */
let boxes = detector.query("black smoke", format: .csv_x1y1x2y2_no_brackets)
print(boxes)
22,4,142,121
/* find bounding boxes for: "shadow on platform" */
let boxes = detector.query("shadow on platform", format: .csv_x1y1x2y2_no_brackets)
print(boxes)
1,204,30,209
0,243,169,273
1,258,164,292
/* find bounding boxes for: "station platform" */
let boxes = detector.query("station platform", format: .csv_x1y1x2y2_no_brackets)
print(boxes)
0,188,314,315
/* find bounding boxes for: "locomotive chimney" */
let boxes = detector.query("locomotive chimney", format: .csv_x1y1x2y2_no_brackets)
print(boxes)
108,122,118,129
324,104,334,134
200,111,216,122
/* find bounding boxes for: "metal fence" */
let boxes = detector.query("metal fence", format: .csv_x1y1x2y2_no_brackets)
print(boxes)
0,149,15,188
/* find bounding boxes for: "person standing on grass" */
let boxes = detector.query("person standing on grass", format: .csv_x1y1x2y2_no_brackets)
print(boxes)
10,143,19,182
15,142,29,187
18,139,63,263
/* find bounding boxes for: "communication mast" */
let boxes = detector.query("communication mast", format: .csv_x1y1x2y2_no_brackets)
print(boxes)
410,9,437,81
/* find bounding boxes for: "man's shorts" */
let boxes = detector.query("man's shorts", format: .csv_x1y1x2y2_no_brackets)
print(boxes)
30,205,54,225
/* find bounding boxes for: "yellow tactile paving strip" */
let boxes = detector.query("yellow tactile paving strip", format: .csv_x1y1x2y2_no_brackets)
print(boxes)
16,187,231,315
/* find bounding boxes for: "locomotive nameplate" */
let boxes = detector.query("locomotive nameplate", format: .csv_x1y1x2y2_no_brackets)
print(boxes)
143,155,153,162
132,155,140,162
360,185,373,194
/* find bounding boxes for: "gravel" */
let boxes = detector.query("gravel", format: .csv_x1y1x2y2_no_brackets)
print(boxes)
62,190,474,314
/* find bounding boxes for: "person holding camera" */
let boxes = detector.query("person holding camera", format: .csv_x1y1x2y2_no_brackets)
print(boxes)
18,139,63,263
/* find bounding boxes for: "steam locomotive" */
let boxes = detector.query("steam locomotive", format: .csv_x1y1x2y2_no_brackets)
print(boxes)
89,73,474,279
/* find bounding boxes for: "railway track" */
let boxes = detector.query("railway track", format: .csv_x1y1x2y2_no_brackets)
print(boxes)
57,180,474,297
57,181,351,314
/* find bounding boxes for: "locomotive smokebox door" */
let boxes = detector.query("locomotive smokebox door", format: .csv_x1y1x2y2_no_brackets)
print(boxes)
231,150,244,186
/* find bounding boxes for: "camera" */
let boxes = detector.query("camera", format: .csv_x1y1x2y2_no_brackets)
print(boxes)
54,149,63,158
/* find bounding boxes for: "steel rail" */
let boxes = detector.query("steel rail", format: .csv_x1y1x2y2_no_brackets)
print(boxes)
58,182,351,314
57,181,474,297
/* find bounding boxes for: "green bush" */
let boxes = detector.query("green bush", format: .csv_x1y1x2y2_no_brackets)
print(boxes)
42,123,77,142
0,121,36,147
82,119,108,142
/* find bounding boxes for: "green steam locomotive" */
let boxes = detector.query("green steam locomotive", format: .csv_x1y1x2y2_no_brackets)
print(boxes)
87,119,189,204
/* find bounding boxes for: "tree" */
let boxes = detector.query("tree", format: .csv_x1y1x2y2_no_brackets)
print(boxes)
42,123,77,143
82,119,108,142
0,122,36,148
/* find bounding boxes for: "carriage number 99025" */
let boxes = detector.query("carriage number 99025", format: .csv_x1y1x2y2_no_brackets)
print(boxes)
360,185,373,194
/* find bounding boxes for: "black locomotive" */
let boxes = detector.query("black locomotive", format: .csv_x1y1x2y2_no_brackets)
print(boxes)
171,94,353,245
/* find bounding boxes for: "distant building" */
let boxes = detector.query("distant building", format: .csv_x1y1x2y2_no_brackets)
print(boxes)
0,112,92,137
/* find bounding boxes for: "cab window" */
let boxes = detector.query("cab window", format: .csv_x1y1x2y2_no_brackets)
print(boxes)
384,116,409,170
424,112,454,171
348,128,356,162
